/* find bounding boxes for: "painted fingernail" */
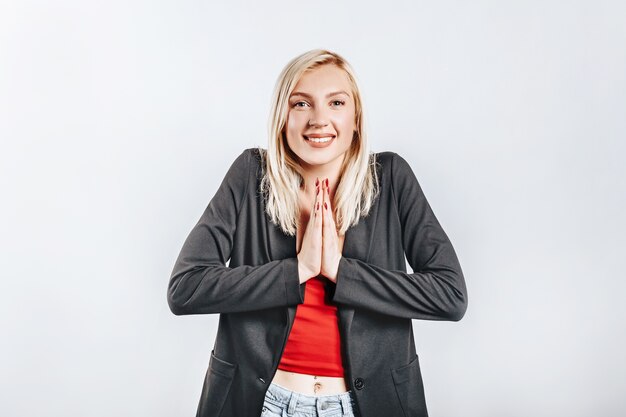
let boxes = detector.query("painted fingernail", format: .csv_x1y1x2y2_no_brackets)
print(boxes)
324,202,328,210
316,186,319,195
316,202,320,210
325,178,329,187
315,178,319,186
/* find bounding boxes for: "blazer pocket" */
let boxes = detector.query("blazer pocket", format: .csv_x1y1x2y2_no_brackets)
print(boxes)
197,349,238,417
391,355,428,417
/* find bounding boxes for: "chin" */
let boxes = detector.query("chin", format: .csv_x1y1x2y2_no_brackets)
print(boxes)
298,152,344,168
296,153,327,165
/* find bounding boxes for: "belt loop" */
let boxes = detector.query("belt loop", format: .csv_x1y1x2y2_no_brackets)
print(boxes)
340,394,351,416
286,390,298,416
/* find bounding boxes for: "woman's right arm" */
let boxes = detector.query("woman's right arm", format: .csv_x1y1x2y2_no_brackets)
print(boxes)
167,149,305,315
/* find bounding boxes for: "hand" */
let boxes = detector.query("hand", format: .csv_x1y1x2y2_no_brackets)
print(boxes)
320,178,342,283
297,178,323,283
296,177,343,284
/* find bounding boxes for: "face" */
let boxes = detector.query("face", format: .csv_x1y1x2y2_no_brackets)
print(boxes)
284,64,357,172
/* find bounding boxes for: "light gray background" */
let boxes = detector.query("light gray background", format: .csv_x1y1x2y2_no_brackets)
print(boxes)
1,1,624,416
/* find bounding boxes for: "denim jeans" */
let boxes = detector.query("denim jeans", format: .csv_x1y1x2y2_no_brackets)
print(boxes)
261,382,360,417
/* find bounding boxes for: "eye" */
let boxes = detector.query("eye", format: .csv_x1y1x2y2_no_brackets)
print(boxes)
292,101,309,108
332,100,346,106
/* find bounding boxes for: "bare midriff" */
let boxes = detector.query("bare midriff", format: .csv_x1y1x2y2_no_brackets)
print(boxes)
272,369,349,395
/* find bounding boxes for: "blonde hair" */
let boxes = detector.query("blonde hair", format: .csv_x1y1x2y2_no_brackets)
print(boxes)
259,49,379,236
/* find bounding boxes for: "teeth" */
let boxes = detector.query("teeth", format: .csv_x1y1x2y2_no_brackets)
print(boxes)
307,136,334,143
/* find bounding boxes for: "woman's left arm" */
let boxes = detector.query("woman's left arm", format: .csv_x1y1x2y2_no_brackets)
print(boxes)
331,153,468,321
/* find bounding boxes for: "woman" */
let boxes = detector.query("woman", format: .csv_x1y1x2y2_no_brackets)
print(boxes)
168,49,467,417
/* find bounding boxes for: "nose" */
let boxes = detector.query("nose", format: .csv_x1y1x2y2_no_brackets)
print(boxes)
308,106,329,127
308,118,328,127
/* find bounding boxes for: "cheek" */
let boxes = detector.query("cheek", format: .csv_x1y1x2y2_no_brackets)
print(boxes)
337,111,356,131
284,115,303,146
286,112,306,131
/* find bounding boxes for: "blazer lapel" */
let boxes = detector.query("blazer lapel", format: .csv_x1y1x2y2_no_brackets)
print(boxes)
336,199,380,345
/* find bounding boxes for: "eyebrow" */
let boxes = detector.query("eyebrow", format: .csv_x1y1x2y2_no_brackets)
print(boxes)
289,90,350,99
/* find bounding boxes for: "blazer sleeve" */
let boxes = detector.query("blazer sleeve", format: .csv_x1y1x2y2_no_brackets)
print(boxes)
331,152,468,321
167,149,304,315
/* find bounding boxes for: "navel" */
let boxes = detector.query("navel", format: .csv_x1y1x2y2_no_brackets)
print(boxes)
313,375,323,394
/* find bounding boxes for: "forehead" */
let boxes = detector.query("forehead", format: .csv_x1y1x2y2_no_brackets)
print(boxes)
291,65,353,96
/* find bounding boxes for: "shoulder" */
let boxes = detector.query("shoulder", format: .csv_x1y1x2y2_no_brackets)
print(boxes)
219,148,264,195
226,147,265,175
373,151,415,181
242,147,266,170
373,151,395,167
231,147,261,164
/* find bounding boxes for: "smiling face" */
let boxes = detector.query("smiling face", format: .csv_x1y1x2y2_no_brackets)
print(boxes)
284,64,357,172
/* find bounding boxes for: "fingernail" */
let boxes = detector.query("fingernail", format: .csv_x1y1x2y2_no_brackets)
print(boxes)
316,186,319,195
324,202,328,210
316,202,319,210
325,178,329,187
315,178,319,186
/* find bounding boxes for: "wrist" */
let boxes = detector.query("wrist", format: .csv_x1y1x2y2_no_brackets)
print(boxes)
326,254,342,283
297,255,314,284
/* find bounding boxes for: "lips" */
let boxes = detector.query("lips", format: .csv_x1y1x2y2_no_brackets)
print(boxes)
303,134,336,148
304,134,336,143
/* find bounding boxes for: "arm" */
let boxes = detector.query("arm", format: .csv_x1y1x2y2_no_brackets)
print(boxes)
331,153,468,321
167,149,304,315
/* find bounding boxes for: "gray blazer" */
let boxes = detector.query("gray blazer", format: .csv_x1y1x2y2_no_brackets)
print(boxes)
168,148,467,417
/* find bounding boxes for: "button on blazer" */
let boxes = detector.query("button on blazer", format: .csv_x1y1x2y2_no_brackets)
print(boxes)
168,148,467,417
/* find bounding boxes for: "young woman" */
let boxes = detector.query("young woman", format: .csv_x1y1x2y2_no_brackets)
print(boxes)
168,49,467,417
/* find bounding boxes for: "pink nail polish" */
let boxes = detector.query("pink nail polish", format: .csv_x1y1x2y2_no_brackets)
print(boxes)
325,178,329,188
324,202,328,210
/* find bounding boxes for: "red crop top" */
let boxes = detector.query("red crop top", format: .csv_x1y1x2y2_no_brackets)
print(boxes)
277,275,345,377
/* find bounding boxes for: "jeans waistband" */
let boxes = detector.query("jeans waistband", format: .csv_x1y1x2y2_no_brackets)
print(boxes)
264,382,356,416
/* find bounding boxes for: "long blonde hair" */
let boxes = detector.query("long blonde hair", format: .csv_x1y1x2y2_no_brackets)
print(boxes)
259,49,379,236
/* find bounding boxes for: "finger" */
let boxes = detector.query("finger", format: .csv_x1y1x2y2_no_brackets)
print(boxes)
302,179,318,240
322,178,335,231
323,177,332,216
312,177,319,213
310,177,316,210
314,177,323,229
317,177,323,208
321,177,327,225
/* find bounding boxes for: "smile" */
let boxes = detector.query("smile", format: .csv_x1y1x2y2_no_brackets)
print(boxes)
305,136,335,143
303,135,336,148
